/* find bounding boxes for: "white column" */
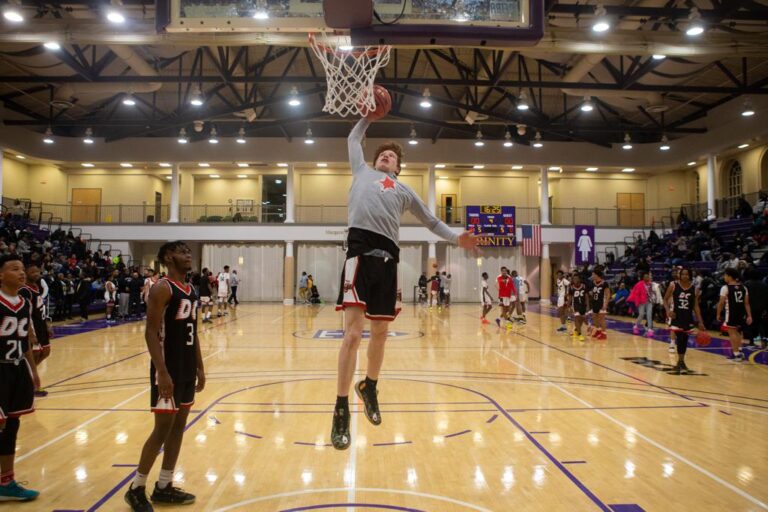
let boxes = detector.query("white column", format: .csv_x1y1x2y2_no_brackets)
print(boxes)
428,242,436,259
428,164,437,216
540,243,551,303
707,154,716,220
427,241,437,273
169,163,180,223
284,241,295,305
285,163,295,223
542,243,550,259
539,166,550,225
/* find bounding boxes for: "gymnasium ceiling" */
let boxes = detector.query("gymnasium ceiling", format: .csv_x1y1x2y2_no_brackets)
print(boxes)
0,0,767,149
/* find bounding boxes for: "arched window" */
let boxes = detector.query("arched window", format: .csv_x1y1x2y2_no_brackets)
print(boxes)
728,161,742,197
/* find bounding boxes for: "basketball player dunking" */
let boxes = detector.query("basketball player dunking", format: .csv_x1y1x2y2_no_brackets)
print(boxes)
332,103,479,450
124,241,205,511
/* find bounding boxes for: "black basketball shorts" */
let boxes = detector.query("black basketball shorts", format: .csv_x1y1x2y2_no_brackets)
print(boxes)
0,360,35,423
336,255,401,321
150,371,196,414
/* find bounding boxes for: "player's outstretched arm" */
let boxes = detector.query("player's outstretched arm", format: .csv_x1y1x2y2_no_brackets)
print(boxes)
348,118,371,174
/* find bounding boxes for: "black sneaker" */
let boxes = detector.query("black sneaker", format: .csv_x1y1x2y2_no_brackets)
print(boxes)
331,408,351,450
150,482,195,505
355,380,381,426
124,485,153,512
667,363,682,375
679,363,694,375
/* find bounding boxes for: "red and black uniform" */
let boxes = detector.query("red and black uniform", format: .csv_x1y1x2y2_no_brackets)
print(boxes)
19,284,49,350
670,283,697,332
569,284,588,317
150,278,199,413
0,293,35,425
590,281,610,314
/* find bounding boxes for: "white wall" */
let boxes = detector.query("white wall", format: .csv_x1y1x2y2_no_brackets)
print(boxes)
201,244,284,301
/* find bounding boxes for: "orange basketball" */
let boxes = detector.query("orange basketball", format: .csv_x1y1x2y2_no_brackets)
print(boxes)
695,331,712,347
365,85,392,121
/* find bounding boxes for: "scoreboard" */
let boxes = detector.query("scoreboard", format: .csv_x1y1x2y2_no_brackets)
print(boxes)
466,205,516,246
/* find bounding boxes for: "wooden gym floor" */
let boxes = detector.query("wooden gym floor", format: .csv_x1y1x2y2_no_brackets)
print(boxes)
16,303,768,511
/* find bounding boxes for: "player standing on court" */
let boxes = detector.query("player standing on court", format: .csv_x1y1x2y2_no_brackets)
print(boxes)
716,268,752,362
18,263,52,397
511,270,528,324
124,241,205,511
495,266,516,331
216,266,230,317
664,267,705,374
590,269,610,340
480,272,493,324
331,97,478,450
0,255,41,502
568,274,588,341
198,269,213,323
555,270,570,332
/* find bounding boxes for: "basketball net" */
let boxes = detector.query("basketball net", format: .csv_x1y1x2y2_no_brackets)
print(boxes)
309,33,391,117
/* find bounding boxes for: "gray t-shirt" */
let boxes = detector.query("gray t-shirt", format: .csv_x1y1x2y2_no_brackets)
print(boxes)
230,273,239,287
347,119,458,246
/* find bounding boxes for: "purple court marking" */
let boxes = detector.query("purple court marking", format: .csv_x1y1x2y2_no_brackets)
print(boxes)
211,409,496,414
111,464,138,468
530,431,550,434
210,416,221,424
373,440,413,447
234,430,263,439
218,401,487,406
609,505,646,512
46,351,147,388
53,510,84,512
506,404,707,413
486,414,498,423
280,505,425,512
86,470,137,512
719,410,733,416
444,429,472,439
391,377,613,511
294,441,333,447
562,461,587,465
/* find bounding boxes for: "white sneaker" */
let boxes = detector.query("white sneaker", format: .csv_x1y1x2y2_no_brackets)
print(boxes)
668,341,676,353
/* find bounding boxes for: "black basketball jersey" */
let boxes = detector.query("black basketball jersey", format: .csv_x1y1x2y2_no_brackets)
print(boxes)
570,284,587,312
0,293,32,361
590,281,609,307
153,278,199,382
671,282,696,327
19,284,44,324
724,284,748,323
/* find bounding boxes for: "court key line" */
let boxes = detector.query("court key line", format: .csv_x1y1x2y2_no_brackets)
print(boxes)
493,349,768,510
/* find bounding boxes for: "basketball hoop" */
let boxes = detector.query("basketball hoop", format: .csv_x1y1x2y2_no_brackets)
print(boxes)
309,33,390,117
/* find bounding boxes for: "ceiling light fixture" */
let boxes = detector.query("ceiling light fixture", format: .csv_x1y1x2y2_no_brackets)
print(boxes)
503,130,514,148
473,165,485,169
317,162,328,167
435,164,446,168
741,100,755,117
408,126,419,146
687,161,696,166
622,167,635,173
737,143,749,149
548,166,561,171
288,86,301,107
43,41,61,50
305,127,315,144
253,0,269,19
686,7,704,36
659,134,670,151
189,86,204,107
198,162,210,167
236,127,247,144
237,174,248,178
580,96,594,112
586,167,598,172
209,174,220,178
237,163,249,168
592,3,610,32
208,127,219,144
652,54,666,60
275,179,283,184
177,128,188,144
43,127,54,144
622,133,633,150
122,94,136,106
120,162,132,168
277,163,289,167
81,163,94,168
159,163,171,167
533,131,543,148
3,8,24,23
420,89,432,109
512,165,523,170
516,90,530,111
474,129,485,147
106,10,125,24
15,155,25,160
83,127,94,144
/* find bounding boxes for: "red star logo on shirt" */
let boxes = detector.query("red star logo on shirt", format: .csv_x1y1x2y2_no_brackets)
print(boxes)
379,176,396,192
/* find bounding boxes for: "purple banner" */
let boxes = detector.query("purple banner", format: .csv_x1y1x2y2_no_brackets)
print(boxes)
575,225,595,265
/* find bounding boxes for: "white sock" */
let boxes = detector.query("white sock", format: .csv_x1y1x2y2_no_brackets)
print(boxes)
132,472,148,489
158,468,173,488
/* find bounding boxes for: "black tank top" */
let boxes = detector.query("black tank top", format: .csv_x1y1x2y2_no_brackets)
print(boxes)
672,282,695,326
0,294,32,361
18,284,44,324
726,284,748,321
570,284,587,311
153,278,199,382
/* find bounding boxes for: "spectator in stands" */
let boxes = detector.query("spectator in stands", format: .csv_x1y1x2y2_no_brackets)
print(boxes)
753,191,768,215
50,273,65,321
735,194,754,219
128,270,143,318
608,283,629,315
677,208,692,234
636,255,651,275
76,273,93,320
629,272,655,337
11,199,26,219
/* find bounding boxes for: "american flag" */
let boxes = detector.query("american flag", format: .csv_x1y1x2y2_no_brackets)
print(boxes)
521,224,541,256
